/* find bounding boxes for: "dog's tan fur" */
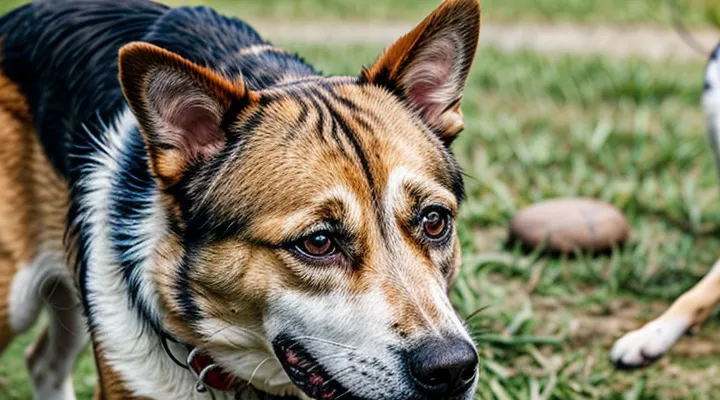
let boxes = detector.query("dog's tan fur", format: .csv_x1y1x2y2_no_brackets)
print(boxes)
661,270,720,328
0,65,69,353
0,255,14,350
93,346,140,400
611,259,720,368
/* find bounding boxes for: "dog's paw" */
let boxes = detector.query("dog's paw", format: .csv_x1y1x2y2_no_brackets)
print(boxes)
610,316,690,370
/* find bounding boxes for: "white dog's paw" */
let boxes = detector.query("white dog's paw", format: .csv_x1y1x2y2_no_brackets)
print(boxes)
610,316,690,369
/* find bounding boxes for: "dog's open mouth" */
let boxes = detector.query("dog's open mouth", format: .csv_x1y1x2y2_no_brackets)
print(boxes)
273,337,350,400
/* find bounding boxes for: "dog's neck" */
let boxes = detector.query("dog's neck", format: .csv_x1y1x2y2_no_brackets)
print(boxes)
79,108,297,399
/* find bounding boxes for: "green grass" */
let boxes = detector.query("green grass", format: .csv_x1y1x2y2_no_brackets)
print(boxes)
1,41,718,399
165,0,719,27
1,0,719,27
0,319,97,399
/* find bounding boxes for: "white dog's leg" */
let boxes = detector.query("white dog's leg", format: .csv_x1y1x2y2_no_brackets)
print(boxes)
613,42,720,370
611,258,720,368
703,43,720,185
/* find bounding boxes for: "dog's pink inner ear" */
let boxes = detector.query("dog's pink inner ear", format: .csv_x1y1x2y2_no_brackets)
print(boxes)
141,71,229,184
174,106,224,157
401,37,460,130
149,81,225,162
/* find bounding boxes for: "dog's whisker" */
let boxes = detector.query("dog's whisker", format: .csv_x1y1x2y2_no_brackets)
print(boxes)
290,335,357,350
200,323,265,348
263,364,287,387
200,324,234,346
464,305,491,323
306,352,356,373
321,366,355,388
334,388,353,400
247,357,271,388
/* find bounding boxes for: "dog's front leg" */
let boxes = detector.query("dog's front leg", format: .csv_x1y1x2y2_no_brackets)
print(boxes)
610,258,720,369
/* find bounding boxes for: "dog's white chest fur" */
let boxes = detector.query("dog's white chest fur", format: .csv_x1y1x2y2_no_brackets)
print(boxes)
80,109,228,399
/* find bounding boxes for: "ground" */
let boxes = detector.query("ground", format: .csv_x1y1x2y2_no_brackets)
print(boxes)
1,0,720,399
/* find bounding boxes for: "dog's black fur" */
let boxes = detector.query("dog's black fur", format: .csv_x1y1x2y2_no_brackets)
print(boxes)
0,0,318,330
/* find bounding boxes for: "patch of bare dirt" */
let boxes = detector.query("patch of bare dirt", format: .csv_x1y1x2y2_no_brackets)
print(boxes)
250,20,720,60
566,299,668,346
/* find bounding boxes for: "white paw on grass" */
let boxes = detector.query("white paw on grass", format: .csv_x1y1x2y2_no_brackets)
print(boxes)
610,316,690,369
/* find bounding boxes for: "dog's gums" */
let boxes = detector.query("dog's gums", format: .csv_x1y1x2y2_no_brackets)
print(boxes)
273,338,349,400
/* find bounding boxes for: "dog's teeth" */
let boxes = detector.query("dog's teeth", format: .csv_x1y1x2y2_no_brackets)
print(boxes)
309,374,324,385
285,350,299,366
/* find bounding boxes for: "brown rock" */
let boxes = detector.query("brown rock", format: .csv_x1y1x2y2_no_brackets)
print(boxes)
509,198,629,253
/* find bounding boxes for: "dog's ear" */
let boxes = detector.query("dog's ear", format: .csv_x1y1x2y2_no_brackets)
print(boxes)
119,42,257,187
361,0,480,144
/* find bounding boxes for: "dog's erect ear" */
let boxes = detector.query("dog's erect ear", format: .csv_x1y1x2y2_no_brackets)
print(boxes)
362,0,480,143
119,42,257,187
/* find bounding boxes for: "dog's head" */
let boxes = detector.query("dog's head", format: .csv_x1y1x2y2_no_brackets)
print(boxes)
118,0,480,398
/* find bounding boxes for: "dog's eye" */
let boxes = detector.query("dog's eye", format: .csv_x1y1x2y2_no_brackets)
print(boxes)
421,208,451,240
295,233,337,258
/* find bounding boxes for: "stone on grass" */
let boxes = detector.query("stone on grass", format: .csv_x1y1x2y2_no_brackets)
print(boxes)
509,197,629,253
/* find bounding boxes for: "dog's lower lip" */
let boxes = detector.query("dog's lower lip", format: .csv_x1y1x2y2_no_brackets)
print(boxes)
273,339,348,400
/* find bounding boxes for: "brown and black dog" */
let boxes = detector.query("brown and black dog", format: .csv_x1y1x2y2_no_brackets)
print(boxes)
0,0,482,399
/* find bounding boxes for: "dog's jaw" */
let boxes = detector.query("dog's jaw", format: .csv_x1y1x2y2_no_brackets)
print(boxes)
272,336,350,400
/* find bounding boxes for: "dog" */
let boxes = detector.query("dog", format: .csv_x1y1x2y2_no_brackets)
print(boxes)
0,0,482,399
611,43,720,369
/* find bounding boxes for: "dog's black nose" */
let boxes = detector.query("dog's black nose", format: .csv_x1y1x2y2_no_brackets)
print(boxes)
408,337,478,396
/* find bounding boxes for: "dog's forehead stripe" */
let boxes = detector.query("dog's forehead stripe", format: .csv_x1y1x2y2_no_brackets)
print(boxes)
306,89,350,157
385,166,458,211
249,185,363,242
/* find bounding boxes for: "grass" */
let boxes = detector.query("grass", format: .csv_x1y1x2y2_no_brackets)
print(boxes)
164,0,720,28
2,1,720,27
1,40,718,399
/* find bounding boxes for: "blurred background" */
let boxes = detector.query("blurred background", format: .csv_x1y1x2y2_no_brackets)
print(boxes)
1,0,720,399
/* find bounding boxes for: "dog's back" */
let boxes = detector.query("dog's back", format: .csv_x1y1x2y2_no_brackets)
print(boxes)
0,8,171,350
0,0,317,179
0,0,168,177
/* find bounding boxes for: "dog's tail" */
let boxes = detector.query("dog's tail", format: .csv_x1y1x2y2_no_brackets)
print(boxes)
703,43,720,183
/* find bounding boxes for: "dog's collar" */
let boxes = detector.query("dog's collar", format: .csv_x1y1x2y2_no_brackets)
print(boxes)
160,332,241,395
